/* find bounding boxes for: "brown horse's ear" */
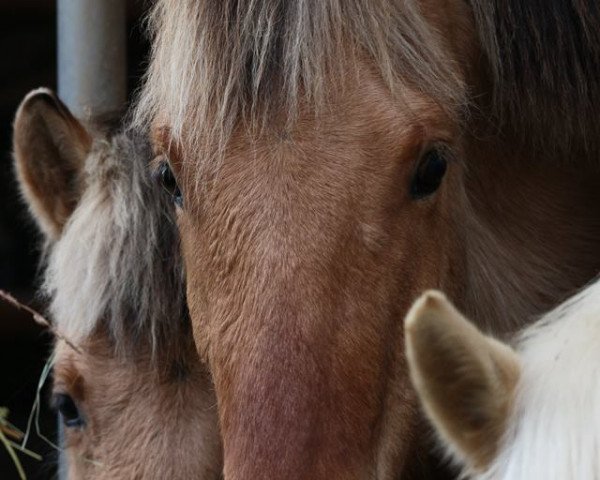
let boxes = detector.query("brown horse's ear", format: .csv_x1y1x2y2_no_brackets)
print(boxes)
13,88,92,240
405,290,521,472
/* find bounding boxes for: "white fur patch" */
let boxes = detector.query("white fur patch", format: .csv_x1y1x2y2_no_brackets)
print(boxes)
478,279,600,479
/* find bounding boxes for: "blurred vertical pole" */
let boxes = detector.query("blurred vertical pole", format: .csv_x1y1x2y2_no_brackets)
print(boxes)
57,0,127,120
57,421,68,480
56,2,126,478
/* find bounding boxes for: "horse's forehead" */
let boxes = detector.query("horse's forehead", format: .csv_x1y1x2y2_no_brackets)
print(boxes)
154,69,457,183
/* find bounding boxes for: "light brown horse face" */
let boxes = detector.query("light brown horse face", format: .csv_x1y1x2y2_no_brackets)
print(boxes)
158,69,465,479
13,89,222,480
53,339,220,480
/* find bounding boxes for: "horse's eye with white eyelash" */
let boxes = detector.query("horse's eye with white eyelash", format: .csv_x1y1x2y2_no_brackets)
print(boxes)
154,160,183,207
53,393,85,428
410,148,448,200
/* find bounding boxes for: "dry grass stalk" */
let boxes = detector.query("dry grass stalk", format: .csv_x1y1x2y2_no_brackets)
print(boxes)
0,407,42,480
0,289,82,354
0,289,80,479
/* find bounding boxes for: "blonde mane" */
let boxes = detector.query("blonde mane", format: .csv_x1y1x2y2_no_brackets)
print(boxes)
43,132,187,355
134,0,600,162
133,0,466,165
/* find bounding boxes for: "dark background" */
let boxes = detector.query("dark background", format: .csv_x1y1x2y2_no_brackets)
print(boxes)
0,2,148,478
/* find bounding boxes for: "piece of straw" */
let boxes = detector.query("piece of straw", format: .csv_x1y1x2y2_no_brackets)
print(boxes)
0,408,42,480
0,290,81,354
1,290,103,471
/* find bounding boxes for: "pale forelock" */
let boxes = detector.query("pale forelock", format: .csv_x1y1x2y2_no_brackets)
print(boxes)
133,0,466,167
43,132,186,355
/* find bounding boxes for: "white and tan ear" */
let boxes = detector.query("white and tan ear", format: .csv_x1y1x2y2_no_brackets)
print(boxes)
13,88,91,241
405,290,521,472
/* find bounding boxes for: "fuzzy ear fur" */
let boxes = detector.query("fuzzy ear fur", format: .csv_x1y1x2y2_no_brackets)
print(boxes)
405,290,521,472
13,88,92,240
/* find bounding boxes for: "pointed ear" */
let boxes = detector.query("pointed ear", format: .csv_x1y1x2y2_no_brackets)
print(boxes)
405,290,521,472
13,88,92,240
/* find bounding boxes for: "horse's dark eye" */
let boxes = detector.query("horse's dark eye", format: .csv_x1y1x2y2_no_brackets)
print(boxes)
155,161,183,207
410,149,448,199
53,393,84,428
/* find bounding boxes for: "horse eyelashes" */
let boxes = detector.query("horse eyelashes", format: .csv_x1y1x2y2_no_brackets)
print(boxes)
410,148,448,199
53,393,85,428
155,161,183,207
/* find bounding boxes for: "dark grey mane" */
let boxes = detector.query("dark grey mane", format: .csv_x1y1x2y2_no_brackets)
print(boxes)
44,129,187,356
470,0,600,155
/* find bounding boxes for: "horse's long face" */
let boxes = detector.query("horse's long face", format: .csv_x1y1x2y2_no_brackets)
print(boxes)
161,68,465,479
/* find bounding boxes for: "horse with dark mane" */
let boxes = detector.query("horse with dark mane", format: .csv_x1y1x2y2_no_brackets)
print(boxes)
13,89,222,479
134,1,600,478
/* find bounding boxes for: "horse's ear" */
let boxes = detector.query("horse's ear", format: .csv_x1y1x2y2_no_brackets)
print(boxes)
13,88,92,240
405,290,521,472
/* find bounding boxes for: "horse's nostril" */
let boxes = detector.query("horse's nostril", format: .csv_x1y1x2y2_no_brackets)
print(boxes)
53,393,85,428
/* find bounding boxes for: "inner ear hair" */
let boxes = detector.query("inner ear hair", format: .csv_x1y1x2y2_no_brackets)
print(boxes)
13,88,92,240
405,290,521,472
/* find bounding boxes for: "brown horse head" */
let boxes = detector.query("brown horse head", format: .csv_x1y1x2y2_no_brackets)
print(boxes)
13,89,222,479
179,76,465,479
135,0,600,478
137,2,473,478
